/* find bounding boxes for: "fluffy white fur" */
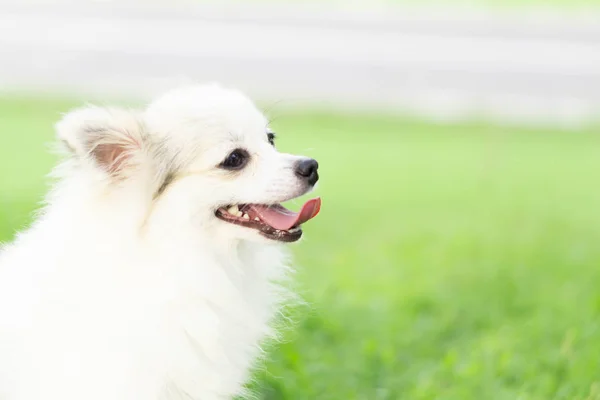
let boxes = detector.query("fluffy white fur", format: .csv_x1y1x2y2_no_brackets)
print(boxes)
0,84,315,399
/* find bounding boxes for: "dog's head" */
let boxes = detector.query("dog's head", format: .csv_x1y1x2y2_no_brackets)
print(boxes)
55,84,320,243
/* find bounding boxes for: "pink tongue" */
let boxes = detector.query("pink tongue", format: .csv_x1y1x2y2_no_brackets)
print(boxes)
249,198,322,231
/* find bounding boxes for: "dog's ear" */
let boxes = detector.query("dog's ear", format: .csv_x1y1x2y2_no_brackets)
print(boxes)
56,106,146,177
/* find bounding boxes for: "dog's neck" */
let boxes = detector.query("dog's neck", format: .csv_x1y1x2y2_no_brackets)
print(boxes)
39,173,290,289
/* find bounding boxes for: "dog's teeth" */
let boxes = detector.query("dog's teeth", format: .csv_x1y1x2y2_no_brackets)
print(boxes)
243,214,250,220
254,217,260,222
236,211,243,217
228,205,239,215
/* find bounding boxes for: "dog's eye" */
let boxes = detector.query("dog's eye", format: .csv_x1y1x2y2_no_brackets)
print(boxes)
220,149,249,170
267,132,276,146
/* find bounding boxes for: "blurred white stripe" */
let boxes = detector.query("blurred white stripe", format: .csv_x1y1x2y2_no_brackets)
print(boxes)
1,13,599,74
0,3,598,128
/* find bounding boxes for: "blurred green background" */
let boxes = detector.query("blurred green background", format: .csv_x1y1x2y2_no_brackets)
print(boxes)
2,96,600,399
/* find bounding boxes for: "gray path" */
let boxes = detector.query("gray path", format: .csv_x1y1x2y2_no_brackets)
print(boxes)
0,2,598,127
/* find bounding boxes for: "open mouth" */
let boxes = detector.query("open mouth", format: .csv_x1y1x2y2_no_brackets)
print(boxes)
215,198,322,242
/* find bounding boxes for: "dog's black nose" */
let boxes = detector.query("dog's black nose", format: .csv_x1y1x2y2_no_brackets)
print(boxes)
295,158,319,186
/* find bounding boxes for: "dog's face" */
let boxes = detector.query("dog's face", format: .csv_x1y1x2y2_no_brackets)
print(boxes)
56,84,321,243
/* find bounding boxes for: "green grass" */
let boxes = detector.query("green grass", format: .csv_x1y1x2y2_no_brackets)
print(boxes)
2,97,600,399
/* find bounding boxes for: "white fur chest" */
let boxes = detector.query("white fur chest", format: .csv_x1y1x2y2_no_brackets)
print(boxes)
0,218,290,400
150,238,289,399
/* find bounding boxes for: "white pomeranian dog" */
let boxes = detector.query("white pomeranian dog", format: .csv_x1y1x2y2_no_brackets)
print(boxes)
0,84,321,400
